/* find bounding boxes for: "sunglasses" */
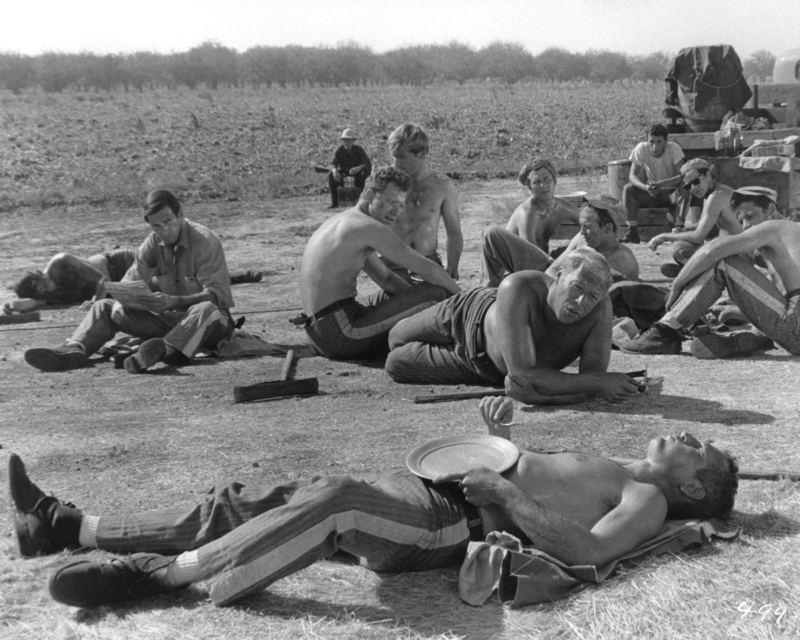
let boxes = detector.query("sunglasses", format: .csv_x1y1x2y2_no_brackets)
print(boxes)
683,171,707,189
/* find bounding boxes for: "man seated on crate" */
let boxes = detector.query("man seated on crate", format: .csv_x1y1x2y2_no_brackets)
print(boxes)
646,159,743,278
483,195,639,284
621,186,795,359
482,159,580,278
5,251,260,314
383,123,463,282
621,123,692,245
386,248,642,405
9,397,738,609
327,128,372,209
23,190,235,374
294,166,460,361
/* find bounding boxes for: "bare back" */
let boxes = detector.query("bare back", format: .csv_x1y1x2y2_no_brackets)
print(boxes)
506,196,580,251
300,209,382,314
755,220,800,294
390,170,456,256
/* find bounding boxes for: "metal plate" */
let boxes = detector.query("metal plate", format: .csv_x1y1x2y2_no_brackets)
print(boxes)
406,435,520,480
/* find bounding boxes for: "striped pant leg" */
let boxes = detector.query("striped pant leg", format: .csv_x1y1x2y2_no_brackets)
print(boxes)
660,267,724,330
198,473,470,606
482,226,551,286
305,285,448,360
162,301,234,357
717,256,800,354
95,478,317,554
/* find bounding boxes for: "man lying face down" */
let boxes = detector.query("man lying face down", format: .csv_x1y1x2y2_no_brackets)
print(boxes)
386,248,641,405
10,398,737,608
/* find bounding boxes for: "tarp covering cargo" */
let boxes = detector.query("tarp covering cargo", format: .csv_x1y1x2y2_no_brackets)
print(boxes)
665,45,752,132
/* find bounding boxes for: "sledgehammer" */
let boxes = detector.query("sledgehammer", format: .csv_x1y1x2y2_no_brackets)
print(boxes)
233,349,319,403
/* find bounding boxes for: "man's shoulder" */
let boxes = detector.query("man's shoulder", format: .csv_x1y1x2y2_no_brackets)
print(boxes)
500,270,550,297
185,218,223,245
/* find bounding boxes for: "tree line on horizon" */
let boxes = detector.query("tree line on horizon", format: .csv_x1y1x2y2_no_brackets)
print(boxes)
0,41,777,94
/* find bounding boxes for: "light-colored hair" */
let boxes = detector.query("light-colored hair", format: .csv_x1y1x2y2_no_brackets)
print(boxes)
556,247,612,292
387,123,429,157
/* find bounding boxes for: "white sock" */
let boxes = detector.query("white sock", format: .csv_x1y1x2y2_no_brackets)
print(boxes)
163,550,203,587
78,515,99,547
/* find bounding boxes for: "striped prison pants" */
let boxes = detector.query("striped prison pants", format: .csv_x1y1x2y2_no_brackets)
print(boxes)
303,284,448,360
661,254,800,354
92,470,474,606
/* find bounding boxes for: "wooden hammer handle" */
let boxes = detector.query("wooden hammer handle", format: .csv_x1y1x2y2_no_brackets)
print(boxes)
413,390,505,404
280,349,295,382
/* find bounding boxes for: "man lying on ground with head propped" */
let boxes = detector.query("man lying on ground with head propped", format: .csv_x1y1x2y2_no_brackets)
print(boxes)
386,248,641,405
10,397,737,608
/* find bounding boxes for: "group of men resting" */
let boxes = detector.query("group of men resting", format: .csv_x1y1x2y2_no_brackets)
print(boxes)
15,120,799,610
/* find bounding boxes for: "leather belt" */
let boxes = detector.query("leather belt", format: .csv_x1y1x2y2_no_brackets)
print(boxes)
289,298,355,327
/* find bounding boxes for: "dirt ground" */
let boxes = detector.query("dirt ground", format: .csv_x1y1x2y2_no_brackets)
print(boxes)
1,176,799,638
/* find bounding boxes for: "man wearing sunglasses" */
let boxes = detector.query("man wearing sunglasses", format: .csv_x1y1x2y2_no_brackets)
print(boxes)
646,159,743,277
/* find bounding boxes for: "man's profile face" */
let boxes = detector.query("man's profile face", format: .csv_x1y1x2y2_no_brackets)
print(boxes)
367,183,406,226
735,201,770,230
578,208,613,249
342,138,355,151
686,171,710,199
528,168,555,199
647,134,667,158
646,432,727,484
548,268,605,324
146,207,183,246
391,149,424,177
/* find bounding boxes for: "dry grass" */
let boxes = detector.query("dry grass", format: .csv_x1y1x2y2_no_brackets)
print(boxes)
1,178,799,639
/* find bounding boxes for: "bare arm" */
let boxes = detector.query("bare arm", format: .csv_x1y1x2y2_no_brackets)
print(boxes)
666,222,783,309
370,224,460,295
436,467,667,566
649,196,721,249
362,253,412,296
496,277,638,404
440,180,463,279
628,162,649,192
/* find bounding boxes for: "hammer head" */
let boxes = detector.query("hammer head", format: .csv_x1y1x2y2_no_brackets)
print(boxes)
233,377,319,403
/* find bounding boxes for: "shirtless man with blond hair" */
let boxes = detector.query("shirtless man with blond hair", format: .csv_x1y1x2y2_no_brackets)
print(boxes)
297,166,460,360
10,398,737,608
385,123,463,281
622,186,798,358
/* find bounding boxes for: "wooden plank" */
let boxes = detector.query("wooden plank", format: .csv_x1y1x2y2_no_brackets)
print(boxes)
711,157,800,213
0,311,40,325
671,127,800,152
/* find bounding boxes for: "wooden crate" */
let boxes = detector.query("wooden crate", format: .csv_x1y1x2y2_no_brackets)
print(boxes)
669,127,800,159
711,156,800,216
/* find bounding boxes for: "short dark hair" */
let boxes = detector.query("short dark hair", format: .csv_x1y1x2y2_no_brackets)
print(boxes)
11,270,92,304
730,193,775,212
667,451,739,520
144,190,181,220
12,271,48,300
362,166,411,198
648,123,669,140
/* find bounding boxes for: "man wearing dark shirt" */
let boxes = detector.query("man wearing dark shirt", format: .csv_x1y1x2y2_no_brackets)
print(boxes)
328,128,372,208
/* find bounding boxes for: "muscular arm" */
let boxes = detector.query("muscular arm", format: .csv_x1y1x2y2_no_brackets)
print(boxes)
496,277,634,404
369,224,461,295
628,162,649,192
441,180,463,279
362,253,412,296
45,253,107,291
649,196,721,249
457,470,667,566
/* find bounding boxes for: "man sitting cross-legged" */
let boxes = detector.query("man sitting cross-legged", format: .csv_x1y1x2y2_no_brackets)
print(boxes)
296,166,460,360
621,187,791,359
23,190,235,374
386,249,640,405
483,195,639,284
9,397,738,608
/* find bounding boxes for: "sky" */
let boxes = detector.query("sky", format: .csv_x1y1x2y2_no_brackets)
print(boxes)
3,0,799,60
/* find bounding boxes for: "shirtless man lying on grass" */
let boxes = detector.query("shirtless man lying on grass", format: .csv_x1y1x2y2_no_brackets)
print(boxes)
297,165,460,360
10,398,738,608
387,248,641,405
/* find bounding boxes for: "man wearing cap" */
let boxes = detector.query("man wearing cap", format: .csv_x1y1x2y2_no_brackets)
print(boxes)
328,128,372,208
24,190,235,373
386,248,641,405
621,186,795,359
621,124,691,245
484,195,639,284
646,158,743,277
386,123,463,281
297,166,460,361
